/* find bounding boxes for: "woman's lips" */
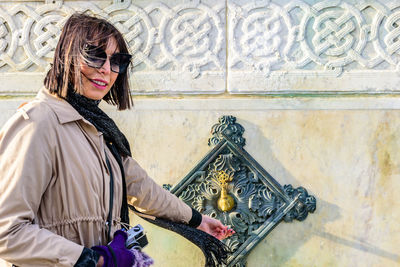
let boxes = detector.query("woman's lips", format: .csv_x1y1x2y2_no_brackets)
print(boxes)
90,79,108,90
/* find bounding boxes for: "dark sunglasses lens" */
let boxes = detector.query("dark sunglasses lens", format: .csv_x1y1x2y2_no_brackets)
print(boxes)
84,45,107,68
110,53,132,73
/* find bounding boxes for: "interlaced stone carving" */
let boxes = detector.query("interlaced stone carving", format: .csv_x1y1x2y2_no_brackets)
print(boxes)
312,8,358,57
299,1,368,74
0,2,105,71
384,10,400,58
106,2,156,70
157,2,224,78
0,0,225,78
5,0,400,74
3,0,400,93
229,2,294,75
229,0,400,77
170,115,316,266
0,11,13,70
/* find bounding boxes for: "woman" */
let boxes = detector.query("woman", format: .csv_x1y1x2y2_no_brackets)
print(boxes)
0,13,230,267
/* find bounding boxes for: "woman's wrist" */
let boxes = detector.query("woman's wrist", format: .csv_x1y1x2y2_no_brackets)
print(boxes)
96,256,104,267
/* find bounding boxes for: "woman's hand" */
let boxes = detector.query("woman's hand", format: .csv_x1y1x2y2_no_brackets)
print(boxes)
96,256,104,267
196,214,235,240
92,230,134,267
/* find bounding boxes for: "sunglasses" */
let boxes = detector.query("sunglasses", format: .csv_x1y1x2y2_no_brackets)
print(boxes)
83,44,132,74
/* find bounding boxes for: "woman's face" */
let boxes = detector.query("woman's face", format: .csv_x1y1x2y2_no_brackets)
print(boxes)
80,38,119,100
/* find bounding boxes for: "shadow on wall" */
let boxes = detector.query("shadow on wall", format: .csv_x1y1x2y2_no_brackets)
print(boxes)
241,119,400,266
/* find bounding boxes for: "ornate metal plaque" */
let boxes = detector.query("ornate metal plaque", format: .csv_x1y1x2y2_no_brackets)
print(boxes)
170,115,316,266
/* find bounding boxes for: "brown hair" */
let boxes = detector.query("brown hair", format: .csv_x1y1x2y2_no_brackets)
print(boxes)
44,13,132,110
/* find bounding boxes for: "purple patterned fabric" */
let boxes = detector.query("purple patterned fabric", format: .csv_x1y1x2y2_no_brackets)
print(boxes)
130,249,154,267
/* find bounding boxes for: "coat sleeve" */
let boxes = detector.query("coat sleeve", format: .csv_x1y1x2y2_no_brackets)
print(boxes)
123,156,192,224
0,107,84,266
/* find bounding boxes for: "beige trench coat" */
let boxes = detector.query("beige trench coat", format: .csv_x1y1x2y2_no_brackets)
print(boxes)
0,89,192,266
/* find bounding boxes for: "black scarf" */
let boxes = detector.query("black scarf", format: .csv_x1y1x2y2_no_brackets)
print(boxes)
65,91,229,266
139,215,229,267
65,91,130,226
65,90,131,157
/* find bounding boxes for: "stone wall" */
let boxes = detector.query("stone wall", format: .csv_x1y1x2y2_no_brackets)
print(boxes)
1,0,400,266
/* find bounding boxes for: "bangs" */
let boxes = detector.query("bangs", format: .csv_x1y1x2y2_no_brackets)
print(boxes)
85,28,118,51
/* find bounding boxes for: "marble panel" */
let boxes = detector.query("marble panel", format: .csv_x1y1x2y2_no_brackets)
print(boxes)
0,0,226,94
228,0,400,94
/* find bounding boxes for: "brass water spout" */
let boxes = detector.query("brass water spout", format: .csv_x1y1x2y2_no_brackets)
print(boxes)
215,170,235,212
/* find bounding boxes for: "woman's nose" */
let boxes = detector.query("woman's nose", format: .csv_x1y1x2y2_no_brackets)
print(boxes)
99,57,111,74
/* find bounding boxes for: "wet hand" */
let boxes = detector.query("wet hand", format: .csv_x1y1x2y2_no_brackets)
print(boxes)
196,215,235,240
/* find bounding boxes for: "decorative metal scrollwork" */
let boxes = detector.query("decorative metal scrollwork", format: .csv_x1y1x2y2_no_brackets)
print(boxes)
169,115,316,266
208,116,245,147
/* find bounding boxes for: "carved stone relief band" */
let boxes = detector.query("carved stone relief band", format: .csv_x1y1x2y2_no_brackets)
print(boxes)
168,115,316,266
0,0,399,94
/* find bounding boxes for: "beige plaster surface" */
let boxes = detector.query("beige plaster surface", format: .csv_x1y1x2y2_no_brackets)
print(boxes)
1,97,400,266
109,100,400,267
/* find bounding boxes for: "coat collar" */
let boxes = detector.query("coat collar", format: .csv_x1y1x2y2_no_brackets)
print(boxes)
36,88,83,124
